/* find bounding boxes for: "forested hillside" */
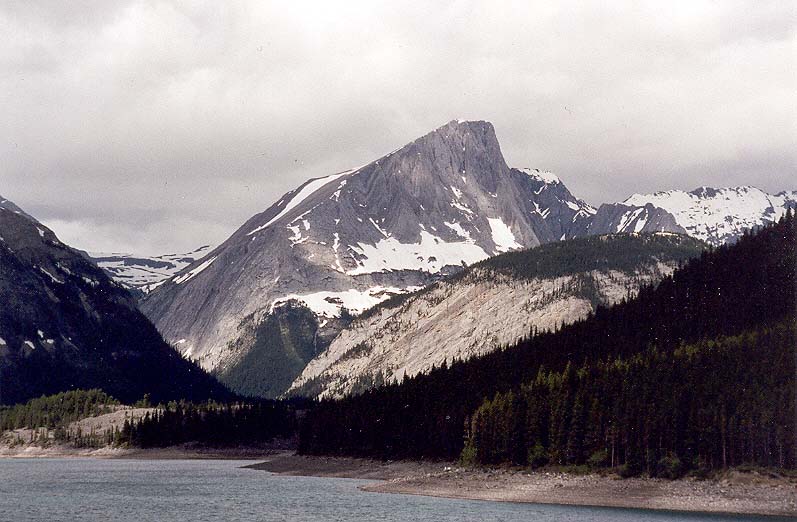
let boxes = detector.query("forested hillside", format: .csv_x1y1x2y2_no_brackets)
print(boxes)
298,213,796,470
465,321,794,475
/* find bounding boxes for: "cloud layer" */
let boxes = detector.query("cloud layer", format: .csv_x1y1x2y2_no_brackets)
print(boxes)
2,1,794,253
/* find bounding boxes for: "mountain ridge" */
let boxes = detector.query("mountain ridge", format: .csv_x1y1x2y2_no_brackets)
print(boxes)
0,194,229,405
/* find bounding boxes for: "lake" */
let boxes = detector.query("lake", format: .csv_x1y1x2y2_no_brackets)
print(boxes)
0,459,784,521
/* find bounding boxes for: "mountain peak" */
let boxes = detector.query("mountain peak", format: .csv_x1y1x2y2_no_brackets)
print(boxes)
416,118,498,145
520,168,561,185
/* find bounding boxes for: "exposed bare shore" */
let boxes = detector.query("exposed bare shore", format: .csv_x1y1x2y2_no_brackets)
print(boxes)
248,452,797,518
0,442,289,460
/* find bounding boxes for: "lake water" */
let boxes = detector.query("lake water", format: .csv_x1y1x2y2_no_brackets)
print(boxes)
0,459,785,521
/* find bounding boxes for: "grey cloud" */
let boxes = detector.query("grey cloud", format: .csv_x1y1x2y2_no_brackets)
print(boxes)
1,1,794,253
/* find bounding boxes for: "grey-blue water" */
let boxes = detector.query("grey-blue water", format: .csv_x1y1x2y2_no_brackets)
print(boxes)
0,459,786,521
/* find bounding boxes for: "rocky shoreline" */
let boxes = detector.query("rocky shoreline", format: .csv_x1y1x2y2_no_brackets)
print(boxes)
248,452,797,518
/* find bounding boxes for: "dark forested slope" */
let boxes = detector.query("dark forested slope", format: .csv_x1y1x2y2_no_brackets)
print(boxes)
0,195,230,405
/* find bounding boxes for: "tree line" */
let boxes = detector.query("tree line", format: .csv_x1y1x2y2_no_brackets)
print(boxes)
0,389,118,431
118,400,298,447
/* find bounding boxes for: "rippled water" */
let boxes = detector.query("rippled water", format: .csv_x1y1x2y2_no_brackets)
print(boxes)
0,458,783,521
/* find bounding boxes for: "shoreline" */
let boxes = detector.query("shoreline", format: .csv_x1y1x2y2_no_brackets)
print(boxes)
248,452,797,518
3,446,796,517
0,443,283,460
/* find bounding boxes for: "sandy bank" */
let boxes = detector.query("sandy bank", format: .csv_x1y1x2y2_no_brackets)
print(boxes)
249,453,797,518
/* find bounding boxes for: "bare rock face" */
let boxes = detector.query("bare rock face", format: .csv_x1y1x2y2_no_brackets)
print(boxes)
140,121,598,395
0,195,228,405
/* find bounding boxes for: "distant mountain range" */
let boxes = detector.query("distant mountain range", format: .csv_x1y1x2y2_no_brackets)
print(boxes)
129,120,793,398
624,186,797,246
91,246,213,295
94,185,795,296
0,196,228,405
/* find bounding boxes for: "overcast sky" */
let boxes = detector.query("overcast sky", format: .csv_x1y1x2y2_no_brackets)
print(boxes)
2,1,794,254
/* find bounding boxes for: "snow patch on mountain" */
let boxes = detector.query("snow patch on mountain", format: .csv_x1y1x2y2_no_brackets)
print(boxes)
488,218,522,253
173,255,218,285
271,286,422,318
247,171,351,236
522,168,561,185
92,245,213,293
346,231,489,275
616,208,646,233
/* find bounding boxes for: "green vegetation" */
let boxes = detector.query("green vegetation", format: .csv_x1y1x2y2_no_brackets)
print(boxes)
0,389,118,431
0,388,300,449
216,301,330,398
0,389,122,448
119,400,298,448
466,321,795,475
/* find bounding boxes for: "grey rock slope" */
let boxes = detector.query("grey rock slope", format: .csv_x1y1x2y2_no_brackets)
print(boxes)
0,195,228,405
289,233,706,399
140,120,599,395
575,203,687,237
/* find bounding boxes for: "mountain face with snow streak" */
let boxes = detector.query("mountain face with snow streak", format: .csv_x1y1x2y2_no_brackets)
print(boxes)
0,195,228,405
289,233,706,400
624,187,797,246
140,120,599,396
576,203,687,237
91,246,213,295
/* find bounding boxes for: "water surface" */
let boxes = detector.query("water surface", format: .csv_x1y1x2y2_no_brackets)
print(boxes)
0,459,783,521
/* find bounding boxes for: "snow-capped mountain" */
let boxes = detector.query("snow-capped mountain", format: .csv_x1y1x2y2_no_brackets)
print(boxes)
624,186,797,246
0,194,227,405
140,120,600,395
91,246,213,294
139,119,793,398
